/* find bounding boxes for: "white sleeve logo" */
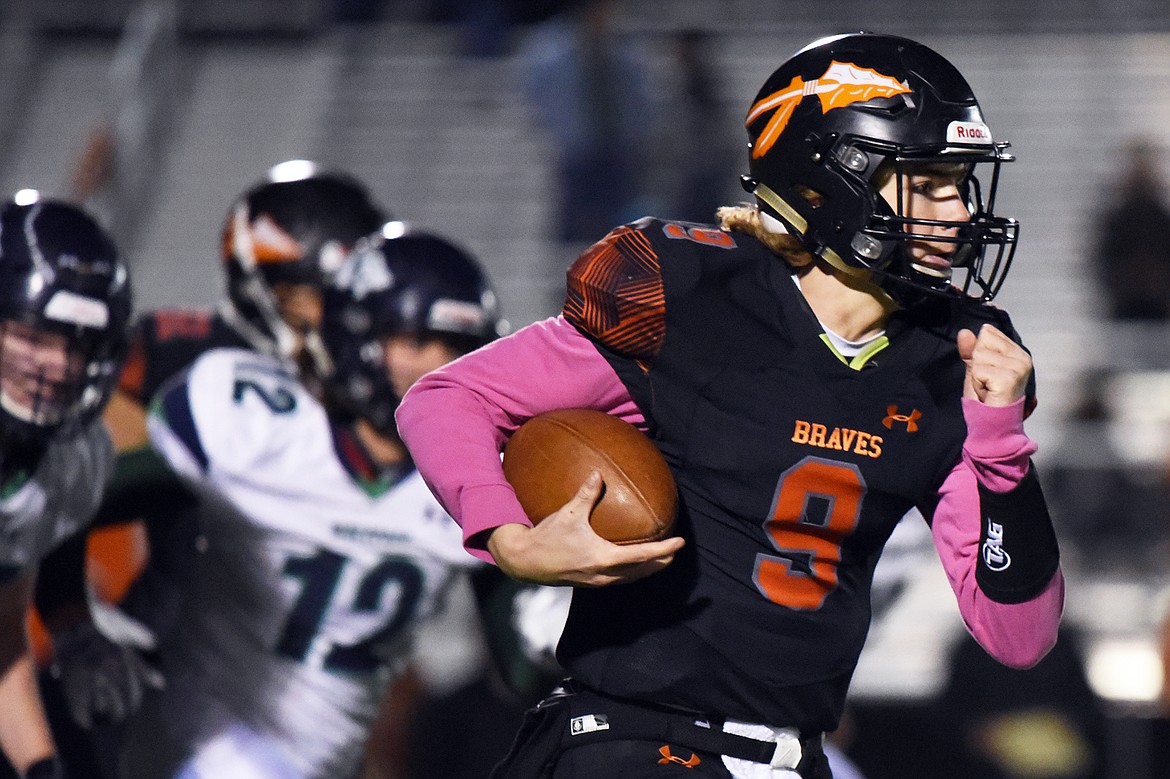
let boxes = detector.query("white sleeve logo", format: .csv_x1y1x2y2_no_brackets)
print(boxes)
981,519,1011,571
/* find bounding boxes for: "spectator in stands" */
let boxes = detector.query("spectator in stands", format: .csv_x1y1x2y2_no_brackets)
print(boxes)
1161,610,1170,715
1040,367,1170,572
1091,136,1170,321
332,0,388,24
519,0,652,245
664,28,737,224
68,123,117,223
926,626,1107,779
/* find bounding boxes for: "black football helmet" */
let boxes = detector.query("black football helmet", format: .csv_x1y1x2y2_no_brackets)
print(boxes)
741,32,1018,304
322,230,504,431
0,195,132,442
219,161,387,371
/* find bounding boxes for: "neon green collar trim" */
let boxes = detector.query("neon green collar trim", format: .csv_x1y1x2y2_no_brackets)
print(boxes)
819,333,890,370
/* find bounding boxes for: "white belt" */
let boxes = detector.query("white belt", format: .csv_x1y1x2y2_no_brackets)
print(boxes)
721,719,805,779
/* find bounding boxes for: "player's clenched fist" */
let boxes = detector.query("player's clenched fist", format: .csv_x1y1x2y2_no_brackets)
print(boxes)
956,324,1032,407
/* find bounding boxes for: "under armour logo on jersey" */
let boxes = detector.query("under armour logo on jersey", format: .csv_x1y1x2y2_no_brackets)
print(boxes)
746,60,911,158
982,520,1011,571
882,405,922,432
658,746,701,767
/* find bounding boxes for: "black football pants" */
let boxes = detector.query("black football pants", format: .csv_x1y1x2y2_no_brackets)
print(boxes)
489,683,833,779
550,739,735,777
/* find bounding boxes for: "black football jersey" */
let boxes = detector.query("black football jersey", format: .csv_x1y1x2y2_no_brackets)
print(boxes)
118,308,251,405
557,217,1031,734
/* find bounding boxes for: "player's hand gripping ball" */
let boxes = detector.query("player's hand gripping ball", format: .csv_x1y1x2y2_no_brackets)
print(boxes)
503,409,678,544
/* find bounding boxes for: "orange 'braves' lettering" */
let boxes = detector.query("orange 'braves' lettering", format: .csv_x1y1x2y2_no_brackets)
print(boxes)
809,423,828,448
791,419,882,458
754,457,865,610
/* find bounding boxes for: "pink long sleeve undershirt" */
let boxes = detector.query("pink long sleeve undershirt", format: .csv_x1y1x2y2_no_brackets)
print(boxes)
396,316,1063,669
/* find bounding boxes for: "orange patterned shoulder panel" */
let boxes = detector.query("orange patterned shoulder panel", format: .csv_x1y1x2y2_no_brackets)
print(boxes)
563,226,665,365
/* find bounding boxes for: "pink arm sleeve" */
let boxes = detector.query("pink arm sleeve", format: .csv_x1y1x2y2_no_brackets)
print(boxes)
395,317,643,561
930,397,1064,668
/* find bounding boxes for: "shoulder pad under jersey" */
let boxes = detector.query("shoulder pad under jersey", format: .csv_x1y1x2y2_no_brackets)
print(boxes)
147,348,311,479
562,219,660,362
563,217,742,363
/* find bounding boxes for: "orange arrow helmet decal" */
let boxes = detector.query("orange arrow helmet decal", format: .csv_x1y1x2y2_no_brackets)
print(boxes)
747,61,912,159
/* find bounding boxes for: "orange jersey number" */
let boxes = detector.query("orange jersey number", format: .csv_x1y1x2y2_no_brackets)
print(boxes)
754,456,865,610
662,222,736,249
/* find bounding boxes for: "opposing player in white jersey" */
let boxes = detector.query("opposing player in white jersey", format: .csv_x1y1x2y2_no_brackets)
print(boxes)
30,163,393,779
0,196,132,779
124,230,526,778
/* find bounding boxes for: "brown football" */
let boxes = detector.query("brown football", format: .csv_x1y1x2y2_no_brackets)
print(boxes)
502,409,678,544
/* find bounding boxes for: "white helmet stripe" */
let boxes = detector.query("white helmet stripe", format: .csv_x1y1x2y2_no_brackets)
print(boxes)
231,203,257,271
44,290,109,328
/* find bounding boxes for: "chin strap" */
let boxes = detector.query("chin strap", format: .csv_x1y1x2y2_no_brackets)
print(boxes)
749,181,875,285
216,299,291,363
301,329,334,381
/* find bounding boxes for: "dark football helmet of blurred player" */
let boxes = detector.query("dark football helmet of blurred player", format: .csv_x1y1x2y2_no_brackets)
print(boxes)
219,160,388,379
0,194,132,445
740,32,1018,304
321,230,505,432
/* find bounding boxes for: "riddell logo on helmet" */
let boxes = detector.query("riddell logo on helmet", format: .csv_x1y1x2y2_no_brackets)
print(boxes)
946,121,993,145
746,60,910,159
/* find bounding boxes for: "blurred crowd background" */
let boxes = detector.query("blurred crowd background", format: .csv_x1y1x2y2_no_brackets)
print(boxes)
3,0,1170,777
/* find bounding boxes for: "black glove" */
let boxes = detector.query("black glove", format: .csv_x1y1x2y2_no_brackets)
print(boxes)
50,620,164,729
23,756,64,779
